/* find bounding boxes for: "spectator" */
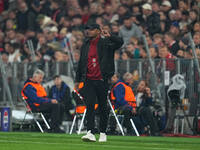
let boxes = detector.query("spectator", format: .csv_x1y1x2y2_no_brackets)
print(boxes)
178,36,189,52
86,2,99,25
169,21,181,40
141,3,161,36
158,45,176,71
71,14,84,31
160,1,172,16
121,50,132,60
164,32,180,56
149,46,158,59
21,69,65,133
4,42,20,63
16,1,34,32
193,21,200,33
115,5,131,25
5,19,16,31
119,16,142,45
193,32,200,49
153,33,164,49
178,0,188,12
152,1,160,13
189,9,198,34
103,4,115,23
50,0,65,25
135,80,160,136
49,75,74,121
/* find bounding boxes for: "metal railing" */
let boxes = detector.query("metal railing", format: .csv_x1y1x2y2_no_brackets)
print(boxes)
0,59,199,115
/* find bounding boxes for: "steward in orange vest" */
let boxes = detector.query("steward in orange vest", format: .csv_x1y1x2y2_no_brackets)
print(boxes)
21,78,51,110
110,80,136,111
109,75,136,135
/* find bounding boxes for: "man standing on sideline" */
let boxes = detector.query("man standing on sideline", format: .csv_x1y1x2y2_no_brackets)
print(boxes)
21,69,65,133
75,23,123,142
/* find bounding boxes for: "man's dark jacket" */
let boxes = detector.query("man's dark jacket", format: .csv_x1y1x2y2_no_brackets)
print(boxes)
145,12,161,36
75,35,123,82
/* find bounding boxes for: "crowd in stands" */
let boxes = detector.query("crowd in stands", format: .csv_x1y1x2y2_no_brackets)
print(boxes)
0,0,200,66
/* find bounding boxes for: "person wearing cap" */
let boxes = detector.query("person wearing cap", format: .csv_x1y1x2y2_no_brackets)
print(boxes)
142,3,161,36
75,23,123,142
161,1,172,14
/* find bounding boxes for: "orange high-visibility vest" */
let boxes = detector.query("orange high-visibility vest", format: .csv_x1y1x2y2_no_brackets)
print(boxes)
110,82,136,109
21,81,47,107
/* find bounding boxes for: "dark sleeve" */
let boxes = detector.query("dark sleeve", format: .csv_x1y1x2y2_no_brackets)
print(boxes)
107,34,124,51
48,87,53,98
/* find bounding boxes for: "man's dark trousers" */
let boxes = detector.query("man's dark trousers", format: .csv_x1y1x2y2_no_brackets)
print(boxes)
83,79,109,134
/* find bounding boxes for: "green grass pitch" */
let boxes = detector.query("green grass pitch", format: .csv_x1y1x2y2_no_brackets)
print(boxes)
0,132,200,150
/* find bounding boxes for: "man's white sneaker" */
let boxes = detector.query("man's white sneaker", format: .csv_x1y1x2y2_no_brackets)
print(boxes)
99,132,107,142
81,130,96,142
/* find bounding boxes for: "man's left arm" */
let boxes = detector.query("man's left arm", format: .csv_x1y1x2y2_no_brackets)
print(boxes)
108,35,124,50
101,29,123,51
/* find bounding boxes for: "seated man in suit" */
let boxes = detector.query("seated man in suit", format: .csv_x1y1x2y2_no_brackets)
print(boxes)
21,69,64,133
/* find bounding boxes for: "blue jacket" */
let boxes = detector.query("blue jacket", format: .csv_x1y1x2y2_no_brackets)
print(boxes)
112,80,132,109
22,79,51,109
49,81,74,110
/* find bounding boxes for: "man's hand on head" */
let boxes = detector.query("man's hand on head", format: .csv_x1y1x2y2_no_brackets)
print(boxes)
101,29,110,37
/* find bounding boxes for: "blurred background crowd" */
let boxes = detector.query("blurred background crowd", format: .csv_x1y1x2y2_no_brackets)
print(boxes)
0,0,200,66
